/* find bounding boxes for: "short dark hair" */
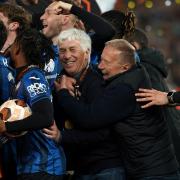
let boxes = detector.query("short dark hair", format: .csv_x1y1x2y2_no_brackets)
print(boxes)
125,28,148,49
101,10,136,39
0,4,32,35
0,20,7,50
15,28,54,69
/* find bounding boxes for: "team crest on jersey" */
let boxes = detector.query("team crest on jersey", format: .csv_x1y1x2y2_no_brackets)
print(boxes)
44,59,55,73
8,72,14,83
3,58,8,67
27,83,47,97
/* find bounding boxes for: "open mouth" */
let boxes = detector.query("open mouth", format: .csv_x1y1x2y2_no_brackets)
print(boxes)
42,23,48,29
62,61,75,67
43,25,48,29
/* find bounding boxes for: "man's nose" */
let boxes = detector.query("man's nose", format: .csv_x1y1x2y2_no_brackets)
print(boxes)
98,62,103,69
63,50,72,59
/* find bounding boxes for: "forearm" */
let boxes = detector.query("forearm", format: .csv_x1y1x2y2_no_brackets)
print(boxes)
5,98,53,132
70,6,115,37
57,85,135,129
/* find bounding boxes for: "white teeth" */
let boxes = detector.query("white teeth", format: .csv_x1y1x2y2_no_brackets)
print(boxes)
64,61,74,65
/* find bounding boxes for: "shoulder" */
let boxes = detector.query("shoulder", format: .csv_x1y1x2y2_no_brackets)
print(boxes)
23,67,45,78
19,67,51,104
21,67,47,85
108,82,134,94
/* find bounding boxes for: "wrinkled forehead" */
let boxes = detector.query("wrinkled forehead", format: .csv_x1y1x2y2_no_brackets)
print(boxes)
44,8,56,15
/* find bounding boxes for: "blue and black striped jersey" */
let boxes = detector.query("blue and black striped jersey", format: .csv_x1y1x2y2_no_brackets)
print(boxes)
13,67,66,175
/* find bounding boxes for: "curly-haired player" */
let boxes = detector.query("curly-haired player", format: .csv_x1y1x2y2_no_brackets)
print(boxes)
0,28,66,180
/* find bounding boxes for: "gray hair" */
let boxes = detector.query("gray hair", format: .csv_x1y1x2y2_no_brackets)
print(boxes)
57,28,92,53
105,39,136,65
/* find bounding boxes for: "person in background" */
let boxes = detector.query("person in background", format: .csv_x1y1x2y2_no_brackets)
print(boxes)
125,28,180,165
0,19,9,180
0,20,7,50
0,4,32,179
124,28,168,90
41,0,115,66
101,9,135,39
0,20,13,105
3,0,50,30
0,4,32,54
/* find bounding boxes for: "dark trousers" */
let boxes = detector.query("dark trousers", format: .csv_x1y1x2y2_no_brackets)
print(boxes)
72,167,125,180
17,172,64,180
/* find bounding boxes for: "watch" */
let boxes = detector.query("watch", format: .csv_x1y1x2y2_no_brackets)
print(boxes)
167,91,175,104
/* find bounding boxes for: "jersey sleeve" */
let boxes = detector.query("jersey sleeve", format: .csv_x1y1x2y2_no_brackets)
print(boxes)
18,69,51,106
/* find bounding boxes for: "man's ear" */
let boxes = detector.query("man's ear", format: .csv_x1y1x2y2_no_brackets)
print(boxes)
122,63,131,71
61,15,70,26
131,41,141,50
8,22,20,31
85,49,90,60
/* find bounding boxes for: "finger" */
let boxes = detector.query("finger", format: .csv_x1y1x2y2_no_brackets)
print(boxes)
141,101,155,108
55,8,63,15
135,92,153,97
42,128,53,135
43,133,54,139
69,90,75,97
136,97,153,102
138,88,154,93
135,92,147,97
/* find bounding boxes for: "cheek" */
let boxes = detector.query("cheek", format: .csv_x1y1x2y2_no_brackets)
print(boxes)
59,54,63,60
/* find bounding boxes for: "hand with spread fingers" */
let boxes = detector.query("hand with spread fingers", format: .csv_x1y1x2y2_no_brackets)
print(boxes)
135,88,169,108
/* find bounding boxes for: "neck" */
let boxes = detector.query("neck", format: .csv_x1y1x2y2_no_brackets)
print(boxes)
1,32,16,53
14,55,27,68
71,63,89,81
15,61,27,68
